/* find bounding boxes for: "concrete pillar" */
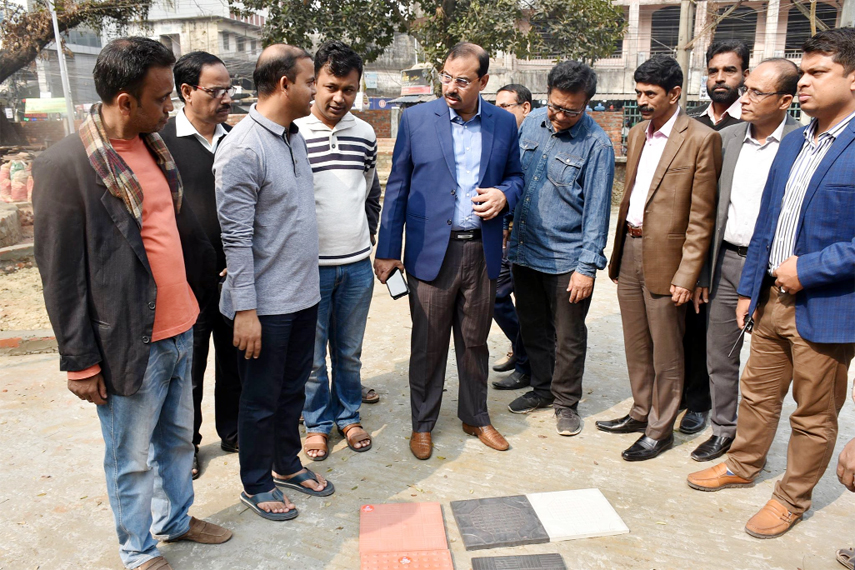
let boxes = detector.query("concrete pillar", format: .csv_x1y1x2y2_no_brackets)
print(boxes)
763,0,781,59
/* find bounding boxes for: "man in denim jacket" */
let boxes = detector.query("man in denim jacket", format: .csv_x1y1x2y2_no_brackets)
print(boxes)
507,61,614,436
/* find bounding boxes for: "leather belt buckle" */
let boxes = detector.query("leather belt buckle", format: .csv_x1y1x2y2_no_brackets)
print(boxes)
450,229,481,241
626,223,643,238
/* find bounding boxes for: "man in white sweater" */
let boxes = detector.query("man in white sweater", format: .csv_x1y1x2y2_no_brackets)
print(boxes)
295,41,379,460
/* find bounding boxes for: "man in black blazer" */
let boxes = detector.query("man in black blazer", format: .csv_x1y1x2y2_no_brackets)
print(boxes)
160,51,240,478
33,37,230,570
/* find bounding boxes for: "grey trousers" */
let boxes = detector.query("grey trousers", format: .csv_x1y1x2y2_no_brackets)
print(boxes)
408,239,496,432
706,248,746,438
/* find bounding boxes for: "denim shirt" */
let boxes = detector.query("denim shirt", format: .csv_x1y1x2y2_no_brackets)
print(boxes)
508,109,614,276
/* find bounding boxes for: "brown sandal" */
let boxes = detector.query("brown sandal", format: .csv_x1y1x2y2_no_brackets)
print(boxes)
339,423,372,453
303,432,329,461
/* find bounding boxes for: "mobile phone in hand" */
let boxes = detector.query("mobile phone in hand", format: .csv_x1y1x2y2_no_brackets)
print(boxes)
386,268,409,300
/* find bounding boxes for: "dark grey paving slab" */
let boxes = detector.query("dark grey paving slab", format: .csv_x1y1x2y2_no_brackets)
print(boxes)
450,495,549,551
471,553,566,569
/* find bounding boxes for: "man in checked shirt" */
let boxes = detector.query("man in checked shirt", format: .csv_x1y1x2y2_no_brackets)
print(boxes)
687,27,855,540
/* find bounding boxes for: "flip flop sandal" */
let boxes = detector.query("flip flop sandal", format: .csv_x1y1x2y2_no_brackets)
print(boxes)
240,489,298,521
273,468,335,497
303,432,329,462
361,387,380,404
192,453,200,480
837,548,855,569
340,423,372,453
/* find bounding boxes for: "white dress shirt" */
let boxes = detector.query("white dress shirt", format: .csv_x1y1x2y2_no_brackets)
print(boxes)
175,108,227,154
704,97,742,126
723,117,787,246
627,107,681,227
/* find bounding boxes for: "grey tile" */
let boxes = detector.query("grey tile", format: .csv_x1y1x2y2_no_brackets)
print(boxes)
471,553,566,570
450,495,549,551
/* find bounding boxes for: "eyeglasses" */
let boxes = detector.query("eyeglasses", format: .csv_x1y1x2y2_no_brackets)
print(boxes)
193,85,236,99
439,72,473,89
498,102,520,109
744,88,787,103
546,102,585,117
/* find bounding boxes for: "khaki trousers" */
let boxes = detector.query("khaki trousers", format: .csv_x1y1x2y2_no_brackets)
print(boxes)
617,236,687,440
726,285,855,514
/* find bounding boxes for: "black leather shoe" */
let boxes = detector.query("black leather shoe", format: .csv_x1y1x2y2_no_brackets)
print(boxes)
621,434,674,462
679,410,709,434
220,438,239,453
595,414,648,434
492,370,531,390
492,352,517,372
690,435,733,462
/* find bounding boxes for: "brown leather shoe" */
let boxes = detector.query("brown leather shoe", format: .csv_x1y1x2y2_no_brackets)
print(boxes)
166,516,233,544
410,431,432,460
687,462,753,492
745,499,802,539
137,557,173,570
462,423,509,451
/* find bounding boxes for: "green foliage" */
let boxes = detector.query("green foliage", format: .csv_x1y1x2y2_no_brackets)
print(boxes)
528,0,627,64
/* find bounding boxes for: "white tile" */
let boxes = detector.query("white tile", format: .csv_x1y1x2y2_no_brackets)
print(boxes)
526,489,629,542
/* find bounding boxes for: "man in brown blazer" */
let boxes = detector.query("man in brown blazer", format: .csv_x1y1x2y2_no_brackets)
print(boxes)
596,56,721,461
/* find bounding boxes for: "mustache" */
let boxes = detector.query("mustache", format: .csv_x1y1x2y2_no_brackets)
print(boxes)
219,104,231,112
638,106,654,113
445,93,461,101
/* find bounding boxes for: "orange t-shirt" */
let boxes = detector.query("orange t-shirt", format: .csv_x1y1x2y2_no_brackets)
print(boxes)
68,136,199,380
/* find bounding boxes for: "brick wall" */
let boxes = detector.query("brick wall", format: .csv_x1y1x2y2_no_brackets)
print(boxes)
588,110,624,157
20,120,82,146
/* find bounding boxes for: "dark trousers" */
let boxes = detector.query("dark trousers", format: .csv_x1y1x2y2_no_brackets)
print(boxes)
681,303,712,413
493,250,530,375
513,265,591,409
408,239,496,432
237,306,318,494
191,296,241,448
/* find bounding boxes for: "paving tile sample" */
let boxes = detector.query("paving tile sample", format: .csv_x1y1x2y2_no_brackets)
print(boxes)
525,489,629,541
449,495,549,551
359,502,449,554
360,550,454,570
471,553,566,570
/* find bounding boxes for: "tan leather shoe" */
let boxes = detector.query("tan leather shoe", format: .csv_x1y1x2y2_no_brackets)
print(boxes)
166,516,233,544
687,462,753,492
462,423,509,451
137,557,173,570
410,431,432,460
745,499,802,539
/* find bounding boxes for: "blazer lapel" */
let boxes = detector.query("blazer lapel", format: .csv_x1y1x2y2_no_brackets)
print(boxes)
433,103,457,181
799,121,855,221
646,113,688,205
718,123,749,219
478,103,494,184
98,180,152,275
620,125,645,211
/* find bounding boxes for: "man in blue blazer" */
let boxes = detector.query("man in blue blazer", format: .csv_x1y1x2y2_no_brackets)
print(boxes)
374,42,524,459
687,28,855,539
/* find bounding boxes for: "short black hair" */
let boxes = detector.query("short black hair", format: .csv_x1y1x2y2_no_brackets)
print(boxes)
634,56,684,92
497,84,532,106
444,42,489,77
803,27,855,75
94,37,176,103
173,51,226,102
547,61,597,100
759,57,800,96
253,45,313,96
706,40,750,71
314,40,363,81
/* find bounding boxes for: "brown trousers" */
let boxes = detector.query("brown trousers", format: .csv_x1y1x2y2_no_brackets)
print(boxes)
726,285,855,514
617,236,688,440
407,239,496,432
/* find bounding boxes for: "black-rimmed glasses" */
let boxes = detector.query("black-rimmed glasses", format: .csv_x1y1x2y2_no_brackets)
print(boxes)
193,85,236,99
546,102,585,117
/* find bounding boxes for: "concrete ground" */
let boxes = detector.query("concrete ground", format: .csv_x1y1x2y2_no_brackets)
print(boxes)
1,223,854,570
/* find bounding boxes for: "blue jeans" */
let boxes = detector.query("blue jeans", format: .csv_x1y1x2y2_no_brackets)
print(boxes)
303,259,374,435
96,329,195,569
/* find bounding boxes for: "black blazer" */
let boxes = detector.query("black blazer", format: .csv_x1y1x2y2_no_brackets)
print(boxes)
33,133,216,396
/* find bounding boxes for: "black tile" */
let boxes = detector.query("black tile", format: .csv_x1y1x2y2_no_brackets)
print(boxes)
471,554,566,570
450,495,549,551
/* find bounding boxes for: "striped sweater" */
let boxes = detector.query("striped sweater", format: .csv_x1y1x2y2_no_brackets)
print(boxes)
295,111,378,266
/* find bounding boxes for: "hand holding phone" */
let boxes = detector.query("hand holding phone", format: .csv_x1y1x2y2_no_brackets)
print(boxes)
386,268,409,300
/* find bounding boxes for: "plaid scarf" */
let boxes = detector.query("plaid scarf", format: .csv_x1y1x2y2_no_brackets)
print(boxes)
79,103,182,227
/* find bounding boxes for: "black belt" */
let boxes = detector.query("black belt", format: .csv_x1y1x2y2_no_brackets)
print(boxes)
450,229,481,241
723,241,749,257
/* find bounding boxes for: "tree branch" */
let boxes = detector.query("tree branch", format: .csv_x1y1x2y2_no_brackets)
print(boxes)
681,0,743,50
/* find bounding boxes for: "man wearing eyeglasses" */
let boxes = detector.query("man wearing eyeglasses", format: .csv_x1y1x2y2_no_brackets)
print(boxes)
505,62,614,438
687,59,800,463
598,56,721,462
374,42,524,460
161,51,240,480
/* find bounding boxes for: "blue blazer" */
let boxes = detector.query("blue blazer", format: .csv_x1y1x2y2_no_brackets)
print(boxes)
738,120,855,343
376,98,524,281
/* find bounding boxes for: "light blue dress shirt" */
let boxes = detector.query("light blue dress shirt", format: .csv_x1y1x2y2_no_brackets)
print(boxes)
449,99,482,230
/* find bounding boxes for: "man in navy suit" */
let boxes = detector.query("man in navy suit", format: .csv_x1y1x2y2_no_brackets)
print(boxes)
687,27,855,539
374,42,524,460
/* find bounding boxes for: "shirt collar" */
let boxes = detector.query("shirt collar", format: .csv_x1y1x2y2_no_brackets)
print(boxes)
449,97,482,124
705,97,742,124
175,109,227,149
745,115,788,146
302,110,355,132
249,103,299,139
542,110,589,139
647,106,680,140
805,108,855,143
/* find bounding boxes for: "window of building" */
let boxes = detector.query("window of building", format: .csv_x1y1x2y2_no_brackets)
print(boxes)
785,2,839,51
650,6,681,56
713,6,758,54
251,40,258,53
222,32,230,51
237,36,246,52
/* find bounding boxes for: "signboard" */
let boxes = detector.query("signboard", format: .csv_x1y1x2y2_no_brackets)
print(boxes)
368,98,396,110
364,72,378,89
699,76,710,102
401,68,432,96
4,108,12,119
25,98,68,114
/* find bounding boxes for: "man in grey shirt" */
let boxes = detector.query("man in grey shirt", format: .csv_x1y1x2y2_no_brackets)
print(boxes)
214,44,333,521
